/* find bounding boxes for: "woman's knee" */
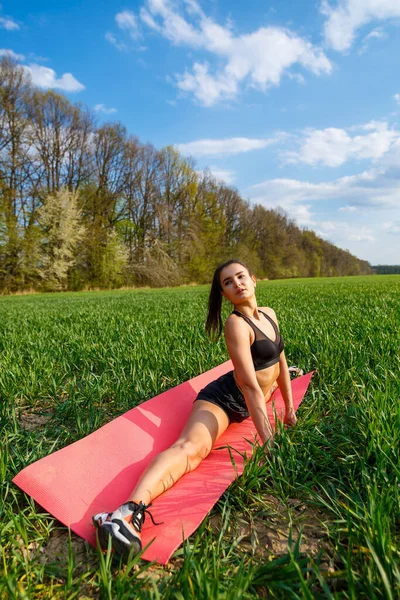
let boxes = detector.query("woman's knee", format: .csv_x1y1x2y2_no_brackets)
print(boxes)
172,438,211,466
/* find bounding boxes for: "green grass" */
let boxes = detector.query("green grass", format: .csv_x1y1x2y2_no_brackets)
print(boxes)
0,275,399,598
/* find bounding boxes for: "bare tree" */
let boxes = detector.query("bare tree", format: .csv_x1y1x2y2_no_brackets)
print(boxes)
79,123,128,285
0,57,32,289
122,142,161,264
157,146,197,258
26,90,94,199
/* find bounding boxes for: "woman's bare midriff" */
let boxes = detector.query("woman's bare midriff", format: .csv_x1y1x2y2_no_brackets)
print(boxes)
234,361,280,398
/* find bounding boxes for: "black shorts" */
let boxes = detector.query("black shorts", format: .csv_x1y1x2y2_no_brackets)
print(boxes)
194,371,250,424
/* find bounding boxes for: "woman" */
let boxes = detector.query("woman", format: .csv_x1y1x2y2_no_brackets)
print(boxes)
93,259,299,560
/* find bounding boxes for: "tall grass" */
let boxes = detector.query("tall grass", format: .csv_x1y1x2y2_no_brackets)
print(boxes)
0,275,399,598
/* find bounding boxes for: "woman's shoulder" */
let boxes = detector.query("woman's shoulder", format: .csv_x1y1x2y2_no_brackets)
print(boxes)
224,312,252,346
224,311,250,335
259,305,276,315
225,311,246,327
259,306,278,323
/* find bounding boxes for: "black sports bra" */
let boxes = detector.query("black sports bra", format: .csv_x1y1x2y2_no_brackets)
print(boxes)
232,309,284,371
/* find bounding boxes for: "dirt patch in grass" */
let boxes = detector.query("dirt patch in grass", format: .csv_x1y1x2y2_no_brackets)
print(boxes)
18,407,55,431
209,496,336,572
16,528,95,573
37,530,94,571
14,391,56,431
16,529,99,597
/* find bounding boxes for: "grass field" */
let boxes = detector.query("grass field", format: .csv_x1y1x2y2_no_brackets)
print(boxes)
1,275,399,599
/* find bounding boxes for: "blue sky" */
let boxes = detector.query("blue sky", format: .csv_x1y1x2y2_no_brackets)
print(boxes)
2,0,400,265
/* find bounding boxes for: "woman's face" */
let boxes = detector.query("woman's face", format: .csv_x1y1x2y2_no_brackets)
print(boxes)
219,263,256,304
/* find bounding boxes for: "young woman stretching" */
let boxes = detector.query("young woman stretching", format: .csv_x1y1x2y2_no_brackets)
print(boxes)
93,259,300,559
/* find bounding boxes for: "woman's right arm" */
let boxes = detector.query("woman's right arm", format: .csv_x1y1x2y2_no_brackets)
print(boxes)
224,317,274,445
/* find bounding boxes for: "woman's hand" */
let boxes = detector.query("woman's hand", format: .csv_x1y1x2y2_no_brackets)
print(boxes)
284,408,297,427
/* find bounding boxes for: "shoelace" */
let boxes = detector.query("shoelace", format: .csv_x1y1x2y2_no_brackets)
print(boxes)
128,501,163,531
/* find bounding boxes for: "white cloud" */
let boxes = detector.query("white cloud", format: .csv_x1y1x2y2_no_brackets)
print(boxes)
359,27,387,54
250,166,400,211
251,177,338,205
0,16,19,31
143,0,204,46
322,0,400,52
140,7,161,31
24,64,85,92
290,204,315,227
27,53,48,63
137,0,332,106
94,104,117,114
318,222,376,246
383,221,400,234
248,172,400,260
243,113,400,263
319,221,337,230
116,10,140,39
0,48,25,61
207,166,236,184
181,27,332,105
339,205,357,212
177,63,238,106
364,28,386,42
394,93,400,105
176,136,278,157
348,230,375,242
356,120,385,132
288,72,306,84
105,32,126,51
285,121,399,167
381,135,400,167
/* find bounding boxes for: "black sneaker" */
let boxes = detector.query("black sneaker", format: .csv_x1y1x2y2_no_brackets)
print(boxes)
93,501,152,560
288,366,304,380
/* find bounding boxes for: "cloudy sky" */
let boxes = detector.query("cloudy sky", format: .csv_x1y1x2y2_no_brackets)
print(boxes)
2,0,400,265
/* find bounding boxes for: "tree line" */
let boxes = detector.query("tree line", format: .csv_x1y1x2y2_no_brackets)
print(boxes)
372,265,400,275
0,57,373,293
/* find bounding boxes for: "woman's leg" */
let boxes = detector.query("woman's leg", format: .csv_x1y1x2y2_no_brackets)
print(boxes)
129,400,230,505
93,400,230,558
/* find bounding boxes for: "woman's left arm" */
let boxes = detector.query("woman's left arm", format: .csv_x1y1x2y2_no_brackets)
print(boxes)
264,307,297,426
277,350,297,426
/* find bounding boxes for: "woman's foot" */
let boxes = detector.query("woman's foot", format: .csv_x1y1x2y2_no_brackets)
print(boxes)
93,501,147,560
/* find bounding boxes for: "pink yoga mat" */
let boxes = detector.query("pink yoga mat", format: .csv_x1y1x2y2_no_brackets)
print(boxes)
13,361,313,564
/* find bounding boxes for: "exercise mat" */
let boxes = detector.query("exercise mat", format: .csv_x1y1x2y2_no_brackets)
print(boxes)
13,362,313,564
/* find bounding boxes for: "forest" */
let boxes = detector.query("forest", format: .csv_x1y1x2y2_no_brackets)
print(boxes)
0,57,373,293
372,265,400,274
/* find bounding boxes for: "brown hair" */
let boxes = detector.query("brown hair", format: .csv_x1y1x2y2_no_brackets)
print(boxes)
205,259,252,341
